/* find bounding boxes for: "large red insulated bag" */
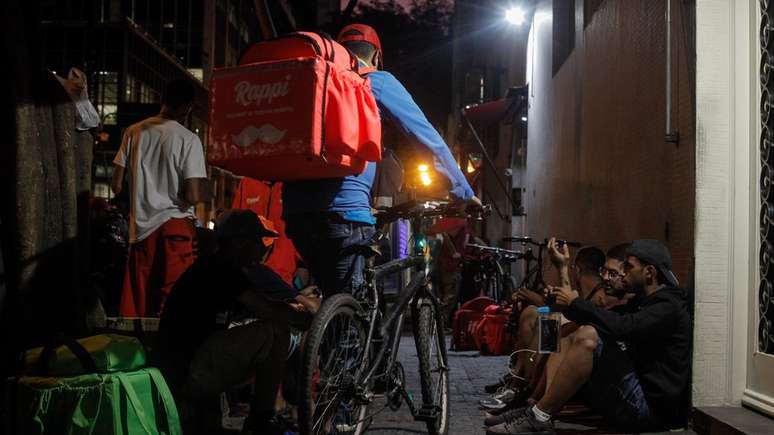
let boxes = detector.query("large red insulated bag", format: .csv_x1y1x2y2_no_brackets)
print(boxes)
451,296,495,351
473,305,514,355
208,32,382,181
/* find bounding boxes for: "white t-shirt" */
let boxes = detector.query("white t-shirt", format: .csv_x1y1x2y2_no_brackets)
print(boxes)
113,116,207,243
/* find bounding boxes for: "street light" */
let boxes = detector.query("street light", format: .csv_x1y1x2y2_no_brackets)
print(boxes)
418,163,432,186
505,7,526,26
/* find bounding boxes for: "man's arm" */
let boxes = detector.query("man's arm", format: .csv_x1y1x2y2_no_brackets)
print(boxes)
563,296,679,341
237,289,312,331
181,135,211,206
111,164,125,196
547,237,571,287
182,178,212,206
112,129,130,196
369,71,474,201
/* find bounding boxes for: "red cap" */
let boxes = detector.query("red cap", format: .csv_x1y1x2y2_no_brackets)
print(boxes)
337,24,382,52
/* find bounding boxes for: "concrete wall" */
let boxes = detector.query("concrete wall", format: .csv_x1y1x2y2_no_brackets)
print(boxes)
524,0,695,286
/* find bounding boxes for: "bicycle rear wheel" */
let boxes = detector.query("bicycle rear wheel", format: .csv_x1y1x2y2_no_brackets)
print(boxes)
299,294,370,435
411,293,450,435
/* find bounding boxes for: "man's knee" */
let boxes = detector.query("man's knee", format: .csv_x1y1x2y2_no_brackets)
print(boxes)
520,305,538,328
572,325,600,352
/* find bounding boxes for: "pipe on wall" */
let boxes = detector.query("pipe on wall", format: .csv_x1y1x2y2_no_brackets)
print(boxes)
665,0,680,144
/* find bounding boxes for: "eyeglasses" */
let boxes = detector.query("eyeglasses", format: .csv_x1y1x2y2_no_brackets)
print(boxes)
599,267,623,279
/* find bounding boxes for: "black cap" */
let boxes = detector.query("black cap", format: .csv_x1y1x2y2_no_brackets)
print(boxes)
215,209,279,243
626,239,679,287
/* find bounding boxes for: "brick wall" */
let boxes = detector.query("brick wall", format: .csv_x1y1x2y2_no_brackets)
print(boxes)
525,0,695,287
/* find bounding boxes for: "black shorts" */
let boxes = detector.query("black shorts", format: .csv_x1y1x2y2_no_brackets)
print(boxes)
581,338,661,431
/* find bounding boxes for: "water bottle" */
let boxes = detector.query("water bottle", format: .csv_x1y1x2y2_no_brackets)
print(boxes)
537,306,561,353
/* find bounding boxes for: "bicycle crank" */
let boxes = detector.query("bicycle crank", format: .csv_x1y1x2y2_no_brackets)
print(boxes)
386,361,406,411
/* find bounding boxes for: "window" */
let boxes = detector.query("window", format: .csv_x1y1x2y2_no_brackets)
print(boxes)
93,182,111,199
552,0,575,75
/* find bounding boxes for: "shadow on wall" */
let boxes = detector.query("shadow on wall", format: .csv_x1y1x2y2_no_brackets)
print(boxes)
3,68,95,367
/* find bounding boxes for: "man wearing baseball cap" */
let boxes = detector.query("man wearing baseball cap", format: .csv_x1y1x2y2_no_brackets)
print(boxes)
158,210,314,434
486,239,691,435
282,23,481,297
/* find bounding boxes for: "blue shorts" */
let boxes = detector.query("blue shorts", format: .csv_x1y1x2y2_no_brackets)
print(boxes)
582,338,659,431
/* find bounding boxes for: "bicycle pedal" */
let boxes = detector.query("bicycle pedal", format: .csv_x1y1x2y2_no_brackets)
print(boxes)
413,405,440,422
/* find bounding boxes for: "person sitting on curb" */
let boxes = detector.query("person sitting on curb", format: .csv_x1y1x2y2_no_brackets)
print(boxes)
486,239,691,435
158,210,316,435
500,243,604,398
485,243,633,427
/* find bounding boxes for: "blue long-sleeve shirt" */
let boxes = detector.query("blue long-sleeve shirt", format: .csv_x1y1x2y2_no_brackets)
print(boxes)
283,70,474,223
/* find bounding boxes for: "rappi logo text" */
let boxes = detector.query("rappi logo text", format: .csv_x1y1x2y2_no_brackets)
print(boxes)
234,75,291,107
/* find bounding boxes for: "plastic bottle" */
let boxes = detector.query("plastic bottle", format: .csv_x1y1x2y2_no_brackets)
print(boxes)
537,306,561,353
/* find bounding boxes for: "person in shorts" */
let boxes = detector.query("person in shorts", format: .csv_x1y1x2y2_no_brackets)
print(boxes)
486,239,691,434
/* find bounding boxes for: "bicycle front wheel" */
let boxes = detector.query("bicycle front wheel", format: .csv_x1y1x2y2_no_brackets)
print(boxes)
299,293,370,435
411,294,450,435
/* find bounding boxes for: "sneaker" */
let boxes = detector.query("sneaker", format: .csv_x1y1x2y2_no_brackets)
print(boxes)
479,388,516,410
485,406,526,426
484,373,517,393
241,413,288,435
485,407,555,435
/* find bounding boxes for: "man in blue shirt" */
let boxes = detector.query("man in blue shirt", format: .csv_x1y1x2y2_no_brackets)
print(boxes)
282,23,480,296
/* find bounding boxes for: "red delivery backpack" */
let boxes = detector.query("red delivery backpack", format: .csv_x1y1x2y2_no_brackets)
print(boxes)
451,296,495,351
473,304,515,356
208,32,382,181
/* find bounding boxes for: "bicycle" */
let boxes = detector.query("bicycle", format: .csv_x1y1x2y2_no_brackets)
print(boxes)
297,201,488,435
465,243,523,303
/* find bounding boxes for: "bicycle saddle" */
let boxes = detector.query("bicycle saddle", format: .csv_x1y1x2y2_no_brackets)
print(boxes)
342,242,382,259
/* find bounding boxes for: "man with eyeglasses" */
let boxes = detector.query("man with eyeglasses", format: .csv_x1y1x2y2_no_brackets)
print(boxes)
590,243,632,309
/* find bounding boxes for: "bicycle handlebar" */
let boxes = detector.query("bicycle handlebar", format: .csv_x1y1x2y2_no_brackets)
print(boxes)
503,236,581,248
466,243,525,259
375,200,490,226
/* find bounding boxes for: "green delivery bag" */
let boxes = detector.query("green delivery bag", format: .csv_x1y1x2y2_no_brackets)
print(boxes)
24,334,147,376
10,335,181,435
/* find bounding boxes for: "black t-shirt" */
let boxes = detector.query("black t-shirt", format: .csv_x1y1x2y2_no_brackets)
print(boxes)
158,255,299,389
245,263,298,302
159,255,252,360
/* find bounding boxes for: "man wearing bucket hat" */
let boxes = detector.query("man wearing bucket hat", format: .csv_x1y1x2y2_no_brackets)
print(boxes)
158,210,314,434
486,239,691,435
283,23,481,297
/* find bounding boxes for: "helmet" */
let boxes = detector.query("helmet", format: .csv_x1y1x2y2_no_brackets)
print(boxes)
337,23,383,66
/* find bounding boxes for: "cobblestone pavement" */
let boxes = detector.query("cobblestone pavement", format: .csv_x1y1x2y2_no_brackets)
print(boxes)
365,336,696,435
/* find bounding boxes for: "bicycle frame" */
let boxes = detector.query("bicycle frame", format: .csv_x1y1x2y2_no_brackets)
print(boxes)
352,219,449,414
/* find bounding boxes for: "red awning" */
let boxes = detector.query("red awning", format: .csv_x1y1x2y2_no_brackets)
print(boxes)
463,86,527,129
463,99,510,128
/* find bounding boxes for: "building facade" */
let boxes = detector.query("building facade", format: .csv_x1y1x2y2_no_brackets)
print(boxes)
518,0,774,418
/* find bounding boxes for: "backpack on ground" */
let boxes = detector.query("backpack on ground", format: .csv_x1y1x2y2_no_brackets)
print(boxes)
7,334,180,434
473,304,515,355
208,31,382,181
451,296,495,351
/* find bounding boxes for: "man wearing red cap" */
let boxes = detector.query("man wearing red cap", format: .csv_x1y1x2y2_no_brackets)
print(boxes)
283,23,481,296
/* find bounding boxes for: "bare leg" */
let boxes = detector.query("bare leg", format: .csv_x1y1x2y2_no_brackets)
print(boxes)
536,325,598,415
513,306,538,378
529,365,547,402
545,335,572,390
